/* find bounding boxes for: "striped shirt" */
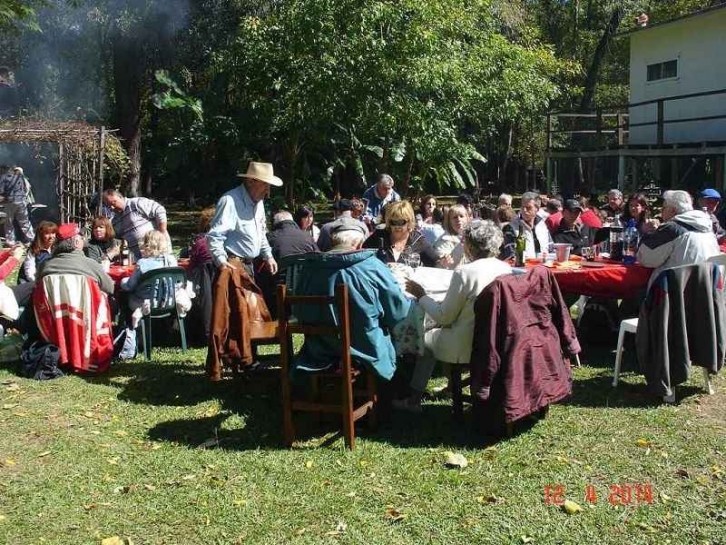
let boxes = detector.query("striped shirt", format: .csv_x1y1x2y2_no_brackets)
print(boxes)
111,197,167,258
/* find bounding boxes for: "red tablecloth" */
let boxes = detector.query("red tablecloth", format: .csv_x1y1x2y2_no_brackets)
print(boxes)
527,260,652,299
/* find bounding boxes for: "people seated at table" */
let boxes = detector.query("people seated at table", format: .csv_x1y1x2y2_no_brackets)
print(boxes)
363,201,438,267
498,193,513,208
362,173,401,222
37,223,114,295
496,205,514,225
102,188,169,259
85,217,121,265
419,207,445,245
19,221,57,284
393,220,512,413
433,204,470,269
293,205,320,242
600,189,625,219
637,190,720,287
622,192,659,236
697,188,726,242
502,191,553,260
120,230,178,323
552,199,598,256
578,196,603,229
291,219,410,381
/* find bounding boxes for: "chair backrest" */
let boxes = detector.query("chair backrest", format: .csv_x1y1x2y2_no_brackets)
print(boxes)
276,283,351,373
134,266,187,314
707,253,726,266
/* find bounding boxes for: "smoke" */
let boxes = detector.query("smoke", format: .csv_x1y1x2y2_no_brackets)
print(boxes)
10,0,191,121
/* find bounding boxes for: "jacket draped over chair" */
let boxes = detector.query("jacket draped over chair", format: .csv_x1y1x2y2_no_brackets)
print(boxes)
470,267,580,427
636,262,726,397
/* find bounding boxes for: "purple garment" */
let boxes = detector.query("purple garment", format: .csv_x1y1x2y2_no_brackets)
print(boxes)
189,233,213,270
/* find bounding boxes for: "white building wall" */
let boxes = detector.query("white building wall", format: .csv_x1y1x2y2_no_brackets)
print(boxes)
629,8,726,145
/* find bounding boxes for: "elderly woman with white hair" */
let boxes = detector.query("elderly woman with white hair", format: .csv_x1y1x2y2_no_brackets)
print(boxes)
637,189,720,287
393,220,512,412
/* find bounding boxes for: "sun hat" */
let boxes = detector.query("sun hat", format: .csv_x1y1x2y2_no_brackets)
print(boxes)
236,162,283,187
700,188,721,200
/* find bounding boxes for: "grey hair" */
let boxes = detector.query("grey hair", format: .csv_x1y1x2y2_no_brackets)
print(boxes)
662,190,693,215
330,229,365,249
498,193,512,206
521,191,539,206
273,210,293,225
462,220,503,260
54,235,83,255
376,173,394,188
608,189,623,199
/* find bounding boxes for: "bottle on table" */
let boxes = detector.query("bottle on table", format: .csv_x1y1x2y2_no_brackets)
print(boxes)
609,214,624,261
515,223,526,267
623,219,639,264
120,241,130,266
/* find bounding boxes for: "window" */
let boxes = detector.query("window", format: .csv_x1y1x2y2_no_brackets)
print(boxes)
647,60,678,82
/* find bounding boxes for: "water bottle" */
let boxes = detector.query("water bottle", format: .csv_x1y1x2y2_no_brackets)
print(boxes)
623,219,638,265
609,214,624,261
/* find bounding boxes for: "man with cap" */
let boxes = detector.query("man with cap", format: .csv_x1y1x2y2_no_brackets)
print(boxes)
316,198,368,252
0,165,34,246
37,223,114,294
698,188,725,242
286,217,409,381
207,161,282,277
552,199,598,256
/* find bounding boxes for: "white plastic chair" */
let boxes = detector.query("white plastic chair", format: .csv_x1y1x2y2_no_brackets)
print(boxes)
707,253,726,265
612,317,714,402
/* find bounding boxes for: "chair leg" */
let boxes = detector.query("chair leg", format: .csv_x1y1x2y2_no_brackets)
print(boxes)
612,326,627,387
280,341,295,448
703,367,715,395
177,315,187,352
342,369,355,450
140,318,152,360
663,391,676,404
366,371,378,430
575,295,589,327
450,366,463,421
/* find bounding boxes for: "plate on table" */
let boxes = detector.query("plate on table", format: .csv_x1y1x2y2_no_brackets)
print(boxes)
580,261,605,268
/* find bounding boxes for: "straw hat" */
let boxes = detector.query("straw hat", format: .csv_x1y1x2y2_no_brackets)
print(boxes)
236,161,283,187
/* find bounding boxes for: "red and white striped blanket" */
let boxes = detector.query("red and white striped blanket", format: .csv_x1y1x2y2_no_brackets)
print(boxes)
33,274,114,374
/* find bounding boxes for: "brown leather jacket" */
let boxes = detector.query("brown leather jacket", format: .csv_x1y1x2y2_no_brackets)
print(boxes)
470,267,580,426
206,262,271,380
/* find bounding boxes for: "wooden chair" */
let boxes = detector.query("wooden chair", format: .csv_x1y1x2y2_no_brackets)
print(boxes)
277,283,376,450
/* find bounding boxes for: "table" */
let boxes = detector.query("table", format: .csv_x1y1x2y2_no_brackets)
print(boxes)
527,259,653,299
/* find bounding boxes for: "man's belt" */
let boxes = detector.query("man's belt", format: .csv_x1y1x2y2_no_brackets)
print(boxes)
227,253,254,264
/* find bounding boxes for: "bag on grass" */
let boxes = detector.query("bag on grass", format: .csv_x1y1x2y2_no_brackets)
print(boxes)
113,327,137,360
21,341,63,381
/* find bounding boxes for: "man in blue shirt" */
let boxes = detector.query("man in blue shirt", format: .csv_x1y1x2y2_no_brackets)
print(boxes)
207,162,281,276
361,173,400,222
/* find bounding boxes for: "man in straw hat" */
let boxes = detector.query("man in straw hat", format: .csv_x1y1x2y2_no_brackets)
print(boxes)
207,161,282,276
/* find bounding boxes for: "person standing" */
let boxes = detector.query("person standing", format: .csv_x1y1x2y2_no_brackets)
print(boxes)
0,165,34,246
102,189,168,259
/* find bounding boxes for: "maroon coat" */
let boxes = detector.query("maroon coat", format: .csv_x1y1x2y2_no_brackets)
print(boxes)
470,267,580,426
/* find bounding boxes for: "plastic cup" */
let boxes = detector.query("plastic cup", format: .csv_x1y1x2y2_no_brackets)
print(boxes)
553,243,572,262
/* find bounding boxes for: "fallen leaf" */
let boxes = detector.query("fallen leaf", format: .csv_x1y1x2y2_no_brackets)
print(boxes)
637,438,651,448
12,412,28,417
101,537,129,545
107,457,119,465
181,474,196,481
293,528,306,536
233,499,248,507
521,537,534,544
477,494,501,505
3,459,15,467
443,451,468,469
37,451,51,458
113,430,128,437
675,468,690,479
0,514,6,522
84,412,95,418
2,404,18,410
5,383,20,392
359,460,369,467
385,507,407,523
84,504,97,511
324,521,347,536
695,475,710,486
346,491,356,498
150,443,162,451
563,500,583,515
143,484,156,491
659,493,672,503
305,460,313,469
113,485,136,494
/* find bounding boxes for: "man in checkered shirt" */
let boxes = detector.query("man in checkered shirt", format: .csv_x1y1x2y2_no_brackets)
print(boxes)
102,188,168,259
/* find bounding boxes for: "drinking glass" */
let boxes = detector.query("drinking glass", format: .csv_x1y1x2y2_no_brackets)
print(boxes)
581,247,594,261
406,253,421,270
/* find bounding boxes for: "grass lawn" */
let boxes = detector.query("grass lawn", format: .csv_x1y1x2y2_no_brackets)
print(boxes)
1,339,725,544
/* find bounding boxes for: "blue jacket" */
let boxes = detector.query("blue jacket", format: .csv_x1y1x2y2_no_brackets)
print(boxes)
287,249,410,380
362,184,401,220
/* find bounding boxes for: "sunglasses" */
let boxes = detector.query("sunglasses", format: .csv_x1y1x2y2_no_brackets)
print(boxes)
388,219,408,227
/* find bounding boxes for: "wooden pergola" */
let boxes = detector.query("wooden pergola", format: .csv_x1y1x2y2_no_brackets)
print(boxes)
0,120,125,225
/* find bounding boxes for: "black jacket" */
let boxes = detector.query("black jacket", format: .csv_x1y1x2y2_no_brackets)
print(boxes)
362,228,438,267
552,222,598,256
266,220,318,261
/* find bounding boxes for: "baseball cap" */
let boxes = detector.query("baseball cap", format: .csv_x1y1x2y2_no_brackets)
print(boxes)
563,199,583,212
700,188,721,200
332,199,354,212
57,223,80,241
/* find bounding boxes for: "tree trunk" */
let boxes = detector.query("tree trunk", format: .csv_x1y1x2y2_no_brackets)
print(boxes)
112,38,145,197
500,124,514,189
579,6,624,112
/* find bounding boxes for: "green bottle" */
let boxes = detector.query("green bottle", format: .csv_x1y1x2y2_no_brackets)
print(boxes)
515,223,526,267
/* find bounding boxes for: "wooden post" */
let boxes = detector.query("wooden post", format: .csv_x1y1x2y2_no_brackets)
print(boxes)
618,154,626,191
596,108,603,140
657,100,664,146
616,113,625,146
546,114,552,151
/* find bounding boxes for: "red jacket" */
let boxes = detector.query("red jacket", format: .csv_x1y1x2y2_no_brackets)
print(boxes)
470,267,580,426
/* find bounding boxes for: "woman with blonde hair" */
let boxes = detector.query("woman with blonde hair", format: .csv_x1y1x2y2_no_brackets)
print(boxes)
433,204,470,269
363,201,438,266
